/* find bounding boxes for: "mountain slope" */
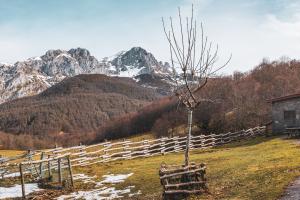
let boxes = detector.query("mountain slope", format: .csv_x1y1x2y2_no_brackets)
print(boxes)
109,47,171,77
0,74,160,136
0,47,173,104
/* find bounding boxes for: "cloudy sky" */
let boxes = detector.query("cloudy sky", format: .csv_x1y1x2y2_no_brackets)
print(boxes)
0,0,300,74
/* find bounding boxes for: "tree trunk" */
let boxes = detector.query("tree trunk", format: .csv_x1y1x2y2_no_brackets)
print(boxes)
185,109,193,166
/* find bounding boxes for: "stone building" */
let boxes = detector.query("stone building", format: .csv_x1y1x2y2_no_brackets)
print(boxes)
269,94,300,134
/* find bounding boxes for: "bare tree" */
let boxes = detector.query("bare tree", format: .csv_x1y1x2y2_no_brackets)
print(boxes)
162,5,231,166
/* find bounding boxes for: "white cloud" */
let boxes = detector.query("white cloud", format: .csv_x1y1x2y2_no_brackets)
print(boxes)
265,14,300,37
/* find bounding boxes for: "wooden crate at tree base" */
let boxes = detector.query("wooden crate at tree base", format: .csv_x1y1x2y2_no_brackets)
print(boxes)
159,162,207,200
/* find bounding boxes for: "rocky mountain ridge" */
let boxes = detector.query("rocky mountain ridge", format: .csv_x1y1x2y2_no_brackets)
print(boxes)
0,47,173,103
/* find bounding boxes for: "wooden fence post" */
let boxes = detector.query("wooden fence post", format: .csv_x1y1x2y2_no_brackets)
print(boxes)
48,155,52,179
160,138,166,155
39,152,45,178
27,150,33,175
143,140,149,156
67,156,74,187
19,163,25,199
221,134,224,144
58,158,62,184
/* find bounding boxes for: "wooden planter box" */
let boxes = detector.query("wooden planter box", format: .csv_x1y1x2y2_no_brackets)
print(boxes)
159,162,207,200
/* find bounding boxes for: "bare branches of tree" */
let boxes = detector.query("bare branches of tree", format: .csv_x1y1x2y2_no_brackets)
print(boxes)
162,4,231,166
162,5,232,109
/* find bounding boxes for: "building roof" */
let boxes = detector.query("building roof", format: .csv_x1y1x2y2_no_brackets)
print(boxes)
267,93,300,103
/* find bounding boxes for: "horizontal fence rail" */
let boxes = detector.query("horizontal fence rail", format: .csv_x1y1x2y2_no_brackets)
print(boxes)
0,126,266,178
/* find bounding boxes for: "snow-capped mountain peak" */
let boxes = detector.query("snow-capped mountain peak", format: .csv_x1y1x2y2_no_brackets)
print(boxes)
0,47,173,103
108,47,171,77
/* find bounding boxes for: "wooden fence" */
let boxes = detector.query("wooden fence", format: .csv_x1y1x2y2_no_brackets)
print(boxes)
0,126,265,177
19,154,74,198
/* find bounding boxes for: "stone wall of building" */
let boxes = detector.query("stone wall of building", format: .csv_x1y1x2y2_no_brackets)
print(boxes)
272,98,300,134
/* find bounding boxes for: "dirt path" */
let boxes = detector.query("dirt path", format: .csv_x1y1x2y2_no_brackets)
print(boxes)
279,139,300,200
278,138,300,199
279,177,300,200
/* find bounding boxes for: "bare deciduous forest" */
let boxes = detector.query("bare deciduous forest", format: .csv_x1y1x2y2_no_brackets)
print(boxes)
99,59,300,140
0,59,300,149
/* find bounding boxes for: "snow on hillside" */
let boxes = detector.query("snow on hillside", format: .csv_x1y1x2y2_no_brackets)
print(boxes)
0,47,173,104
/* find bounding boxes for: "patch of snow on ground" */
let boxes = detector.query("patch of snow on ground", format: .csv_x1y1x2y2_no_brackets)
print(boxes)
57,186,131,200
0,183,43,199
57,173,139,200
0,169,39,180
101,173,133,184
73,173,97,184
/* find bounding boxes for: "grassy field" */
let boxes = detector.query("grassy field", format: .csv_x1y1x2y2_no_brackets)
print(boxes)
0,150,25,157
2,136,300,199
73,136,300,200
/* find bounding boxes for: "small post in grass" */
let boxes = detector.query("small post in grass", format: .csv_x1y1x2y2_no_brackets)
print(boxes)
58,158,62,184
39,152,45,178
19,163,25,199
67,156,74,188
48,155,52,180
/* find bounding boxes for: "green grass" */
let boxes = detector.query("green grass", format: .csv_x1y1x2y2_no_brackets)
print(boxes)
2,136,300,199
112,132,155,142
0,150,25,157
73,136,300,200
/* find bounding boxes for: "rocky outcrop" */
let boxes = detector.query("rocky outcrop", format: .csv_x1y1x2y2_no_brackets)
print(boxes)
109,47,171,77
0,47,173,103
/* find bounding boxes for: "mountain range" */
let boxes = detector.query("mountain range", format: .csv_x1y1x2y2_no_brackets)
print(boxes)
0,47,173,104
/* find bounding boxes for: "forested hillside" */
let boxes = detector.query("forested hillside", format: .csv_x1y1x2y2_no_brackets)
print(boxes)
151,59,300,137
1,59,300,149
0,74,160,149
96,59,300,140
